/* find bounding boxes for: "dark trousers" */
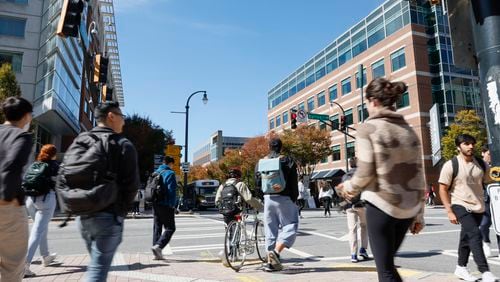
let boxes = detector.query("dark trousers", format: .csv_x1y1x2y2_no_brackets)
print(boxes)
153,204,176,249
479,200,500,248
452,205,489,272
133,201,140,213
366,202,413,282
323,197,332,216
297,199,305,216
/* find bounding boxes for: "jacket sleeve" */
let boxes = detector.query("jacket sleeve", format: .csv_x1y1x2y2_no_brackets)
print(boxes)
4,132,33,202
117,139,140,206
237,182,264,211
343,127,376,196
215,184,223,204
163,171,177,207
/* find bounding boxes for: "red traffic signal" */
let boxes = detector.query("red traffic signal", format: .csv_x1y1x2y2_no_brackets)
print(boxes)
340,115,346,131
291,112,297,129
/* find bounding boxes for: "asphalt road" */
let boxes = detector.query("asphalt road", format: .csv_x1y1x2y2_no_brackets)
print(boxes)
41,206,500,277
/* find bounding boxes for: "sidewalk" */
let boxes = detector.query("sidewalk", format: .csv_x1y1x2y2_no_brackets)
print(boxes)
23,252,459,282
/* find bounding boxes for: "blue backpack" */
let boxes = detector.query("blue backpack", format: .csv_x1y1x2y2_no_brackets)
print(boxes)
258,157,286,194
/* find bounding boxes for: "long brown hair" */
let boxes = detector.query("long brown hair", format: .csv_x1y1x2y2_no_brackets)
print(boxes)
366,78,407,108
37,144,57,162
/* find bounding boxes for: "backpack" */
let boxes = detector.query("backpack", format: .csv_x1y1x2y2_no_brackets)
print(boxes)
219,183,240,216
55,132,118,216
22,161,51,197
258,157,286,194
451,155,486,185
144,169,167,203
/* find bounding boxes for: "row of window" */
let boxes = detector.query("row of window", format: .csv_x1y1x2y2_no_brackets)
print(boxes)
0,16,26,37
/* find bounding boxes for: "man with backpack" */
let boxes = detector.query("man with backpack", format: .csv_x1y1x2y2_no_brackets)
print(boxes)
57,101,139,281
0,97,33,282
256,137,298,272
438,134,498,282
151,156,177,260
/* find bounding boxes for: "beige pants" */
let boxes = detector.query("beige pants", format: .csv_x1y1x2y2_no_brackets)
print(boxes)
0,204,28,282
346,206,368,254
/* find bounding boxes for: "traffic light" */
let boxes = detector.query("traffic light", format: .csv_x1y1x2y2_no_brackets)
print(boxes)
340,115,346,131
56,0,84,38
290,111,297,129
429,0,440,5
93,54,109,84
102,85,113,101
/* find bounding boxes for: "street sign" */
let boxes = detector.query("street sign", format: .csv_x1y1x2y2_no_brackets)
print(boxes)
297,109,307,123
181,162,190,173
307,113,329,121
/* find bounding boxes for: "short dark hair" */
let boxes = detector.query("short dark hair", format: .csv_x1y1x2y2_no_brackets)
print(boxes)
455,134,476,147
269,137,282,153
94,101,121,123
228,168,242,179
1,96,33,121
163,156,175,164
482,144,490,153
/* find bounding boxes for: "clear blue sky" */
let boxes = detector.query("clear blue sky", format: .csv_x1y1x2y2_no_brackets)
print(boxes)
114,0,384,161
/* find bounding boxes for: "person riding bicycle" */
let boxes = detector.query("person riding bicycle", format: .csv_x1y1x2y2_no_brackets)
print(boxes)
216,168,263,225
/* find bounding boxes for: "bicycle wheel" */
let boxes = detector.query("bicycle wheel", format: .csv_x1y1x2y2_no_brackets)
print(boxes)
224,221,247,271
254,219,267,262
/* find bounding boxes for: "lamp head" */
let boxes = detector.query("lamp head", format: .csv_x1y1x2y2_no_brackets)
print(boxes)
202,93,208,105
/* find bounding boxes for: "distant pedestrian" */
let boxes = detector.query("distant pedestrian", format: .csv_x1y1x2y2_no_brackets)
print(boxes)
337,78,425,282
296,176,306,219
256,137,299,272
151,156,177,260
439,134,498,282
132,189,142,216
426,184,436,206
478,145,499,258
69,101,139,281
318,180,332,217
341,157,369,263
0,97,33,282
23,144,59,277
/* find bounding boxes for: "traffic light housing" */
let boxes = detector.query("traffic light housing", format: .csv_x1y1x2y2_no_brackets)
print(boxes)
102,85,113,101
340,115,346,131
57,0,84,38
290,111,297,129
429,0,440,5
93,54,109,84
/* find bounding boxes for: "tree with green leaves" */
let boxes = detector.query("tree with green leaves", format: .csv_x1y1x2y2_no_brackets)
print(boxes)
280,125,332,177
122,114,174,182
441,110,487,160
0,63,22,123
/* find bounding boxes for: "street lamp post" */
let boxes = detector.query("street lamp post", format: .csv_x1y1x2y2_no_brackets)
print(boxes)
330,101,349,172
183,91,208,210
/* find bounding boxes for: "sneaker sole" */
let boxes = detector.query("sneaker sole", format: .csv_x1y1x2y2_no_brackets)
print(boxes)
268,252,283,271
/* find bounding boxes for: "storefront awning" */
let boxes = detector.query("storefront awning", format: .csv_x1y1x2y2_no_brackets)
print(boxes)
310,169,345,180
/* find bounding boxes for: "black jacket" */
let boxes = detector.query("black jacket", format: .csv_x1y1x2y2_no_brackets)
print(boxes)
255,152,298,202
91,127,140,217
0,125,33,205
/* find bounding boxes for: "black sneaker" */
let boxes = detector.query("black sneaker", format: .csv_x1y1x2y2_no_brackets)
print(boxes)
268,251,283,271
263,263,280,272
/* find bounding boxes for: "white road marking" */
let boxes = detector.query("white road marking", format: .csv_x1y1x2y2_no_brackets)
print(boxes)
417,229,460,235
298,230,343,241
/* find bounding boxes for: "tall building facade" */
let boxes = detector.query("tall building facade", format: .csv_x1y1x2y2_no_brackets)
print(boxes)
193,130,250,166
267,0,481,185
0,0,123,152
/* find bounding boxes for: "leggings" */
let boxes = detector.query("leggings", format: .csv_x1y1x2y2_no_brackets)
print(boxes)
323,197,331,216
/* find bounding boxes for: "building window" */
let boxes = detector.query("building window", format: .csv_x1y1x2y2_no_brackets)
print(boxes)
319,122,327,131
355,68,367,88
329,85,338,101
357,104,368,122
5,0,29,3
397,91,410,109
298,102,305,111
0,16,26,37
332,145,341,161
283,111,289,124
391,48,406,72
321,155,328,163
276,115,281,127
371,59,385,78
269,119,275,129
307,97,315,111
330,114,339,131
347,142,355,159
0,51,22,72
345,108,353,125
317,91,326,107
341,77,351,95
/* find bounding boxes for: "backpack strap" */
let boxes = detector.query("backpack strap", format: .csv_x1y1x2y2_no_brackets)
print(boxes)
451,156,459,186
474,156,486,172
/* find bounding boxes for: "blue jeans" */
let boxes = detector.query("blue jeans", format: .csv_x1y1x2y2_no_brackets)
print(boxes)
25,191,57,264
78,212,123,282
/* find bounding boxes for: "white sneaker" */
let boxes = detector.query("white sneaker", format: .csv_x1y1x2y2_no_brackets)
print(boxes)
24,263,35,277
482,271,499,282
42,253,57,266
151,245,163,260
454,265,478,281
484,242,492,257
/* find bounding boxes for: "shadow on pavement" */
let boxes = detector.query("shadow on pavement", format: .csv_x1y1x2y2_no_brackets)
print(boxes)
396,251,441,258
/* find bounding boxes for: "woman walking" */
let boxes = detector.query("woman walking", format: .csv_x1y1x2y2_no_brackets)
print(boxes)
338,78,425,282
24,144,59,277
318,180,333,217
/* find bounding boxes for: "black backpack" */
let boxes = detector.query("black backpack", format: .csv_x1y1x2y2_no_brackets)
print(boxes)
22,161,51,197
55,132,118,216
219,183,240,216
144,169,167,203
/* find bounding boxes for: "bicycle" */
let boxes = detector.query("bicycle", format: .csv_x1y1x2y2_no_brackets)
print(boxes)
224,206,267,272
